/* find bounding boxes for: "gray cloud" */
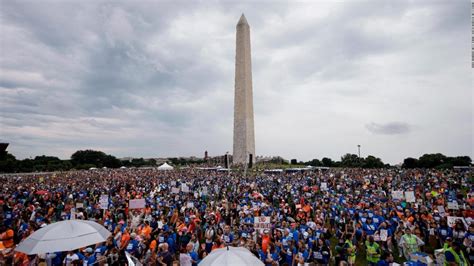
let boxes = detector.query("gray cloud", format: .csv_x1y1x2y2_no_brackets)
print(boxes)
0,0,471,164
365,122,411,135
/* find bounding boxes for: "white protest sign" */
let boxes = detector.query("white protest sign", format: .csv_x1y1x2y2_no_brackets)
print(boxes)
447,216,468,228
129,199,146,209
320,182,328,191
380,229,388,241
99,195,109,210
254,216,271,233
437,206,446,217
171,187,180,194
76,203,84,209
171,181,176,186
181,184,190,193
391,190,404,200
447,201,459,210
405,191,416,203
202,187,208,196
187,202,194,208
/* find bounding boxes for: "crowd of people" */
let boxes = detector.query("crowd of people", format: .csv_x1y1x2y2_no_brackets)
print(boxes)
0,167,472,265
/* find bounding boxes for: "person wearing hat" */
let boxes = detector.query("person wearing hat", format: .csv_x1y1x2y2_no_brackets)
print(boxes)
444,237,468,266
83,247,97,266
365,235,381,266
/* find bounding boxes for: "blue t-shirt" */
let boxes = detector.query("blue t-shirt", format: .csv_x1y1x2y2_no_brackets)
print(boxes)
363,223,377,236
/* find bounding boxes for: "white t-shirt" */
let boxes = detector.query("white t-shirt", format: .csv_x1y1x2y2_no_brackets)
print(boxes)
63,253,79,266
179,253,192,266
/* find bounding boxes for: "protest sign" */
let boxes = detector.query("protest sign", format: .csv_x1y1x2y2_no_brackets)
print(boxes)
129,199,146,209
181,184,190,193
447,216,467,228
171,187,180,194
391,190,404,200
380,229,388,241
187,202,194,208
99,195,109,210
321,182,328,191
447,201,459,210
437,205,446,216
405,191,416,203
254,216,271,233
202,187,208,195
76,203,84,209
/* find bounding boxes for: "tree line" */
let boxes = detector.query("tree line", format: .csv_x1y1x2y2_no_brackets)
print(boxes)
300,153,471,169
0,149,471,173
0,149,156,173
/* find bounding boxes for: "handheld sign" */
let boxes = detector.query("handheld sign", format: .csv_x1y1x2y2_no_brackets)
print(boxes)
129,199,146,209
181,184,190,193
405,191,416,203
447,201,459,210
321,182,328,191
391,190,404,200
99,195,109,210
380,229,388,241
254,216,271,233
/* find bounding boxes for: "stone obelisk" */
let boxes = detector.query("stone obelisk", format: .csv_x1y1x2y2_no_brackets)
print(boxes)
233,14,255,166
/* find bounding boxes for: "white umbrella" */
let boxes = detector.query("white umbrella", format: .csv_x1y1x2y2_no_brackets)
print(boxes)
199,246,264,266
15,220,111,255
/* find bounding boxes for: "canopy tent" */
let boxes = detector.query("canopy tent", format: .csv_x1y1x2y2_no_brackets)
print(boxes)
15,220,111,255
199,246,264,266
157,163,174,170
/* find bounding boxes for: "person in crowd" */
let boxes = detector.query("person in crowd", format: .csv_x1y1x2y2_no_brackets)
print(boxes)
0,167,471,265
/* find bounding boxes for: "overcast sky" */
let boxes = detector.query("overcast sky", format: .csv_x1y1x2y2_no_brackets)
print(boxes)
0,0,472,164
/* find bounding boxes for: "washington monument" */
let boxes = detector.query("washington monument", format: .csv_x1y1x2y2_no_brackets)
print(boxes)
233,14,255,166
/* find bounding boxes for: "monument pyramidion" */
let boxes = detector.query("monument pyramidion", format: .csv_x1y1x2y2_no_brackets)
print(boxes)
233,14,255,167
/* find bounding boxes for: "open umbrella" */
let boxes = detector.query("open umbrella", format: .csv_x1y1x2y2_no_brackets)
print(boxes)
199,246,264,266
15,220,111,255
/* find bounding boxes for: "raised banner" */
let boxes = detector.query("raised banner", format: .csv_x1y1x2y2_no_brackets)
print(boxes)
447,201,459,210
99,195,109,210
391,190,404,200
254,216,271,233
181,184,190,193
129,199,146,209
320,182,328,191
404,191,416,203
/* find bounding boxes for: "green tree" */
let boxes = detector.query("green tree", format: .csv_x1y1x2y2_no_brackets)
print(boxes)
0,151,18,173
418,153,447,168
321,157,334,167
362,155,384,168
306,159,322,166
340,154,361,167
402,157,418,168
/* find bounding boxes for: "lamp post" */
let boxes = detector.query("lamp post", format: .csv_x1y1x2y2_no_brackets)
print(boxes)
357,145,361,159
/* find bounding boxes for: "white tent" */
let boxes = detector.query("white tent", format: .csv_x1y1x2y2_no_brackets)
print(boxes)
15,220,111,255
199,246,264,266
157,163,173,171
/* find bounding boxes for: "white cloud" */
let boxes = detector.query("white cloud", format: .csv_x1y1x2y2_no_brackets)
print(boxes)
0,0,471,164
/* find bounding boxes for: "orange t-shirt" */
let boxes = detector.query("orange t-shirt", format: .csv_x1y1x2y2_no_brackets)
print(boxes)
121,232,130,248
262,235,271,252
1,229,14,248
142,225,152,238
149,239,157,251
